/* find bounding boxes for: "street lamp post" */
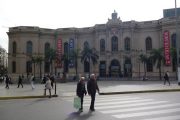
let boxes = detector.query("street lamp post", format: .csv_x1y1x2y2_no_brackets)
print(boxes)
175,0,180,85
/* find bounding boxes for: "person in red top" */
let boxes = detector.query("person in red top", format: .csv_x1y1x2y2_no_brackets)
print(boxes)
87,74,100,111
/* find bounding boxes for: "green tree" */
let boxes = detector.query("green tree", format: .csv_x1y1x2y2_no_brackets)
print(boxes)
61,53,69,73
31,56,36,77
139,54,149,77
45,48,57,74
69,49,81,80
171,47,177,78
150,48,164,80
81,47,99,78
35,56,44,79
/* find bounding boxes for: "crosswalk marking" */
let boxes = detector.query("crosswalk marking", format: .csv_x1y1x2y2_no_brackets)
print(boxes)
62,95,180,120
84,99,154,106
63,96,141,103
143,115,180,120
101,103,180,113
113,108,180,119
96,101,168,110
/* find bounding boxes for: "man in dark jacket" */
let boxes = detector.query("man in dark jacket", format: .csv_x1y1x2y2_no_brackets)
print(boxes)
76,77,87,112
17,75,23,88
87,74,100,111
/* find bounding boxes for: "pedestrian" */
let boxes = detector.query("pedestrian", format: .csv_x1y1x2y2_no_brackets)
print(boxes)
50,74,55,89
87,74,100,111
30,74,35,89
76,77,87,112
5,75,10,89
41,75,46,84
17,75,23,88
164,71,170,85
44,77,52,98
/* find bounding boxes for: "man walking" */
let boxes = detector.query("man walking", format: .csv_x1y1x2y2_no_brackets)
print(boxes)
5,75,10,89
87,74,100,111
17,75,23,88
164,71,170,86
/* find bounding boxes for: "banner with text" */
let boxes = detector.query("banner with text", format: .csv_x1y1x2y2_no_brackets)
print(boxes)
56,38,62,68
163,31,171,65
69,38,74,68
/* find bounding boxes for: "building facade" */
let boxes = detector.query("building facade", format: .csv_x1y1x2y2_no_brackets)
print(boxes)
7,10,180,80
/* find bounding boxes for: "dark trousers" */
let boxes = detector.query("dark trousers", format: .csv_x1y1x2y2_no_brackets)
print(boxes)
164,78,170,85
90,93,96,110
80,95,84,109
5,83,9,89
17,83,23,88
51,82,54,88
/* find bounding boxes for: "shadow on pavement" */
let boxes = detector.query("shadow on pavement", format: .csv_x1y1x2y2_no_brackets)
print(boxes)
26,98,50,106
65,111,93,120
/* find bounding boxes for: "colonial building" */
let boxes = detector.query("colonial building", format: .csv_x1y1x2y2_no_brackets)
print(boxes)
7,10,180,80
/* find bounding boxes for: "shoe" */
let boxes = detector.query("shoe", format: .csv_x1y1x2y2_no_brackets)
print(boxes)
90,108,95,111
79,108,83,112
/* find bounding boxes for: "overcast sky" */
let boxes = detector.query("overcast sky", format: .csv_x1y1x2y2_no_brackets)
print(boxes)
0,0,179,52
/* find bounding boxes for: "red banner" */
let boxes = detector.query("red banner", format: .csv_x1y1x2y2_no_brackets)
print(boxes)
163,31,171,65
56,38,62,68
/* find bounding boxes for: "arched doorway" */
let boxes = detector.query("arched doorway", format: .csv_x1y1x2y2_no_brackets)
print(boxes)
124,58,132,77
109,59,121,77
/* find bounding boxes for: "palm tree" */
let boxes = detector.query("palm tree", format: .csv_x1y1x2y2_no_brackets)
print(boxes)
150,48,164,80
171,47,177,78
31,56,36,77
69,49,81,80
81,47,99,78
45,48,57,74
35,56,44,79
139,54,149,78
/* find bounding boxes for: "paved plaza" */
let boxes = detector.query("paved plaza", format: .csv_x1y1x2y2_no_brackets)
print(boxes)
0,80,180,100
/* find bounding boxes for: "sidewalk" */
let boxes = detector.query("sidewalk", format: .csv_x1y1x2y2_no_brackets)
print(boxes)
0,80,180,100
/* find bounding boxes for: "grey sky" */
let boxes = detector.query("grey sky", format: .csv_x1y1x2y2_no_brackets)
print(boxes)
0,0,179,51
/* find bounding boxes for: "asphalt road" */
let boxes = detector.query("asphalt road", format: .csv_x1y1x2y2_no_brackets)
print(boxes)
1,92,180,120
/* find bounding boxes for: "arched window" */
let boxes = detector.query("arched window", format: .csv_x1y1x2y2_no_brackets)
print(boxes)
145,37,152,51
171,33,176,48
111,36,118,51
12,41,17,54
124,37,130,51
44,42,50,54
12,61,16,73
100,39,105,52
84,41,89,49
26,41,33,55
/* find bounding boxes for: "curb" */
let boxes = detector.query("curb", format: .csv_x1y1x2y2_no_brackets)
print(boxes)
100,89,180,95
0,94,58,100
1,89,180,100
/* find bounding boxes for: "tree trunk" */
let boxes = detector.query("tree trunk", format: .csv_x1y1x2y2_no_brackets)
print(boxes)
34,63,36,77
144,63,146,77
40,63,42,79
89,57,91,79
159,65,162,80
